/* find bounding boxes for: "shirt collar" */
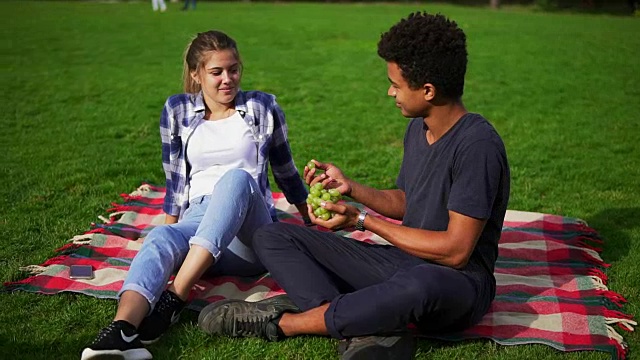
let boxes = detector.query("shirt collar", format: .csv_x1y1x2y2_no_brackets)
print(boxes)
193,91,206,112
234,90,248,118
193,90,247,117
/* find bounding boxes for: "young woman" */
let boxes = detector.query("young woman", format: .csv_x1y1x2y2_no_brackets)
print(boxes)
81,30,309,360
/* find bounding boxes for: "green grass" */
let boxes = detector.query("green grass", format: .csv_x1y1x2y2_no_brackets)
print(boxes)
1,1,639,359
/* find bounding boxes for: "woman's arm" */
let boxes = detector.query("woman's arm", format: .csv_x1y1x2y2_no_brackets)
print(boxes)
160,98,181,218
267,97,309,207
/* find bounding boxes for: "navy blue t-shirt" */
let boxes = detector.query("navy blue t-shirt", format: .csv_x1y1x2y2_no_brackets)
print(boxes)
396,113,510,300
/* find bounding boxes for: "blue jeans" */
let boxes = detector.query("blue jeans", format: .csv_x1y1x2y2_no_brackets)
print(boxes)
119,169,273,309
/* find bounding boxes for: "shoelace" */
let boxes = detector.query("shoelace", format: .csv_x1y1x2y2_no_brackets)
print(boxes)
92,322,118,343
156,292,182,322
230,313,272,337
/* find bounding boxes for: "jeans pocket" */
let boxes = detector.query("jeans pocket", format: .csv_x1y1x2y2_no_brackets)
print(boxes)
184,196,210,220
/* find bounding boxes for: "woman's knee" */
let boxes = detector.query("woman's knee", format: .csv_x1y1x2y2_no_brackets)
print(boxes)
219,168,252,186
144,225,173,245
142,225,186,252
213,169,255,197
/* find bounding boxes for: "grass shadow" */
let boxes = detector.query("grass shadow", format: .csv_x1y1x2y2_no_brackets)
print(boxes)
585,207,639,264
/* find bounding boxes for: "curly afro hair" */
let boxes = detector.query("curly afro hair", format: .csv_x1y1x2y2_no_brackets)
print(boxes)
377,12,467,99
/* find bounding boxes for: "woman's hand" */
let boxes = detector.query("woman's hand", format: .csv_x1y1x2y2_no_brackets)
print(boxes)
165,214,178,225
294,202,313,226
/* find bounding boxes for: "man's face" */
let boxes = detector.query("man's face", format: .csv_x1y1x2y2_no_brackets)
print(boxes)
386,62,428,118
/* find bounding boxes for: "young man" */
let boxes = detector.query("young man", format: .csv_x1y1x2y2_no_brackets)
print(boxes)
197,12,510,359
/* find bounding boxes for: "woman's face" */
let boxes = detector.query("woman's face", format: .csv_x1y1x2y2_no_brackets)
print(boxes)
192,49,241,108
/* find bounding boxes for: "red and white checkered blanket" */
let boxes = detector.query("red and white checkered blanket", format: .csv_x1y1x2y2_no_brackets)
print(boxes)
4,184,636,359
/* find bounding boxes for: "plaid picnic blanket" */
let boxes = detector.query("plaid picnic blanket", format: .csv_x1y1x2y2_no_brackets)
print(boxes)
4,184,636,359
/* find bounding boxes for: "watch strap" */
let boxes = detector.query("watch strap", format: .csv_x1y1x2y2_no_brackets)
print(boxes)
355,209,368,231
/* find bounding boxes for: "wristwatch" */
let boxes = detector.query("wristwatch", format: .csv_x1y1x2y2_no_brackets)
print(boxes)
355,209,368,231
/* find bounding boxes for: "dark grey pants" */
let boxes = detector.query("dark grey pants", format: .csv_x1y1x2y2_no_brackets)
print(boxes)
253,222,489,339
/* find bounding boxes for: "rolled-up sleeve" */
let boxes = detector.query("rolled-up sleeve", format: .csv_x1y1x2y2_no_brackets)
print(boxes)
268,98,308,205
160,100,180,216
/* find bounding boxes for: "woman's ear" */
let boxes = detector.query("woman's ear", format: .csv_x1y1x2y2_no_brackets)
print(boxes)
423,83,436,101
190,70,200,85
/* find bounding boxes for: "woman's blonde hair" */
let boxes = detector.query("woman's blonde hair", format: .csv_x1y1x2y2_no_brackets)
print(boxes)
182,30,241,94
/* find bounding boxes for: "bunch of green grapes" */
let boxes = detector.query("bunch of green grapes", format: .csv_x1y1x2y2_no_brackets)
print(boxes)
306,182,342,221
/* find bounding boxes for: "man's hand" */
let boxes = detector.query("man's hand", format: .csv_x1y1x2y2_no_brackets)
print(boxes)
304,159,352,198
307,201,361,231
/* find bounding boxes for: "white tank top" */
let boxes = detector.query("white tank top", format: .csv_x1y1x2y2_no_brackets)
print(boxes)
186,111,258,202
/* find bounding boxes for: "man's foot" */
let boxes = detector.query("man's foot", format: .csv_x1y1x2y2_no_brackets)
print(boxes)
338,333,416,360
138,290,186,345
81,320,152,360
198,294,299,341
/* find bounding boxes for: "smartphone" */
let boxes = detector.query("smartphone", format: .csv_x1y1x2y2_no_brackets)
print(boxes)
69,265,94,279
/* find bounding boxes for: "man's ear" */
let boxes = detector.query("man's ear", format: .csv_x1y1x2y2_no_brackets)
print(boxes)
423,83,436,101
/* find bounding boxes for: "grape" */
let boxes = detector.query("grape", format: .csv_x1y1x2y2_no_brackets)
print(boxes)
310,187,322,197
307,161,316,169
306,180,342,221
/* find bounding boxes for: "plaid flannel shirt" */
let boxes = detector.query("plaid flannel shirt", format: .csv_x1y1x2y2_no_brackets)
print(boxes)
160,90,308,220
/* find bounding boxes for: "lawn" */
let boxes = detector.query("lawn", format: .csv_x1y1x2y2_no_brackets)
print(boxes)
1,1,639,359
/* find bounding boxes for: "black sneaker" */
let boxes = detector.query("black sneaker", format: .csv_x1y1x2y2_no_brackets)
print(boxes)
138,290,186,345
338,333,416,360
198,294,299,341
81,320,152,360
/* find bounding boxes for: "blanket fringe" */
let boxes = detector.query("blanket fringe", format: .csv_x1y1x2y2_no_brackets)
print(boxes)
107,211,127,220
126,184,152,198
606,325,629,360
54,242,80,254
589,275,609,291
106,204,146,214
18,265,47,275
68,234,94,245
42,255,68,267
86,227,106,235
598,289,629,309
588,268,608,284
577,222,601,237
98,215,111,224
577,238,603,252
582,251,610,268
605,312,637,332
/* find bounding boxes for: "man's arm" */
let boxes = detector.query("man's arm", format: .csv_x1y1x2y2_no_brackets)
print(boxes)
364,210,486,268
348,182,405,220
314,199,485,269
